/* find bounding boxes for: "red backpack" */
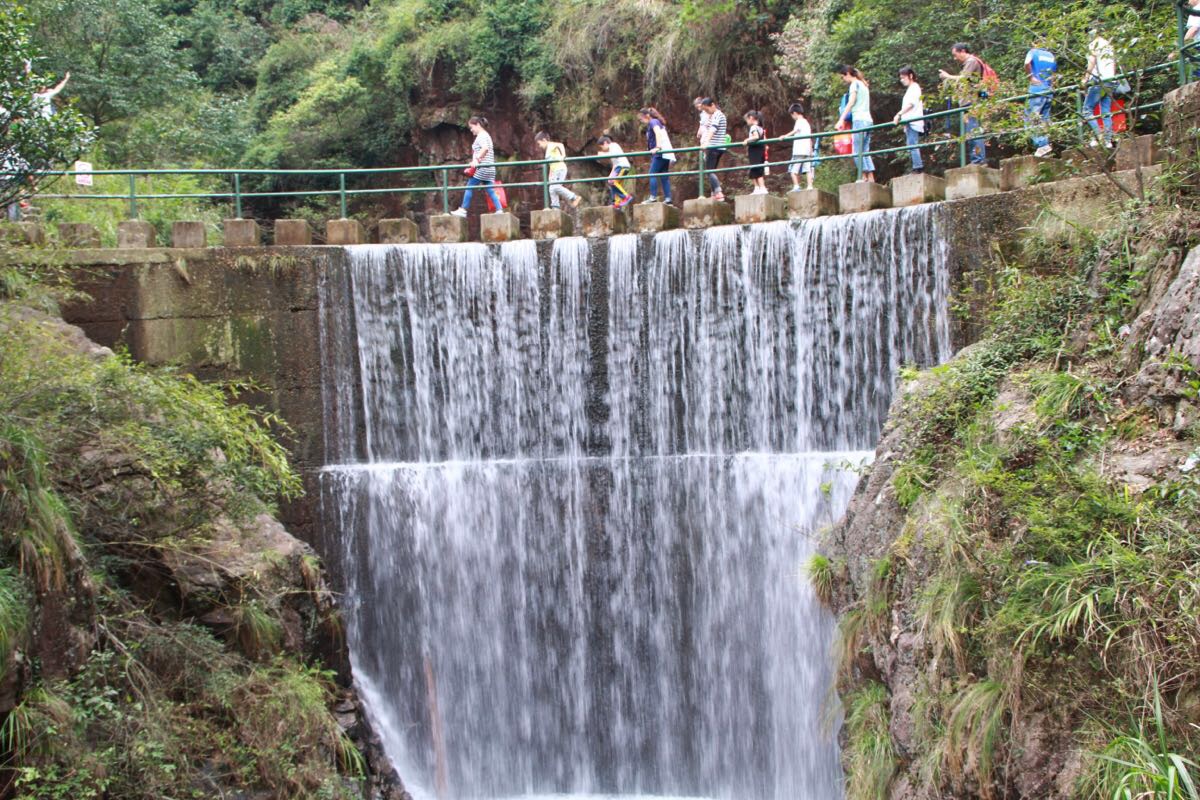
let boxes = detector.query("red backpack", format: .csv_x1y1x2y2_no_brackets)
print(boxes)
973,56,1000,95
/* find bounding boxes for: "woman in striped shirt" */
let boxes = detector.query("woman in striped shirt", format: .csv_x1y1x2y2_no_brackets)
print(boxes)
452,116,505,217
699,98,727,201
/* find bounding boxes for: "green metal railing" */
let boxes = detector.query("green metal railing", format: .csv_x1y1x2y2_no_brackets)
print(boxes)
12,41,1197,221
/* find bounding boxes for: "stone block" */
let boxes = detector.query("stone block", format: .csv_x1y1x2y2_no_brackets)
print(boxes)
530,208,574,240
480,212,522,243
944,164,1001,200
57,223,100,248
118,220,156,248
1115,134,1162,172
681,197,733,229
1,222,45,246
171,221,207,249
223,219,261,247
734,193,787,224
889,174,946,207
326,219,365,245
378,218,420,244
430,214,470,244
631,202,679,233
999,156,1064,191
274,219,312,246
1061,147,1107,176
580,206,627,237
838,182,892,213
787,189,839,219
1165,82,1200,158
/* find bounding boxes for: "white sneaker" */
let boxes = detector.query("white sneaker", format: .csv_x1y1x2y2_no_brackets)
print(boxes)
491,208,507,214
641,197,659,204
1088,138,1099,148
1034,145,1053,158
789,187,803,193
752,187,769,195
451,208,467,217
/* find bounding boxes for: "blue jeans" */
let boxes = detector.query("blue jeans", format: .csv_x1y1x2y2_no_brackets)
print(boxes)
648,154,672,202
1083,80,1114,143
905,124,923,171
461,176,501,211
851,119,875,175
964,114,986,164
1026,94,1052,148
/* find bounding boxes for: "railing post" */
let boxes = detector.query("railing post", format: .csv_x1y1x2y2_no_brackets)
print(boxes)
958,109,967,167
440,168,450,214
233,173,243,219
698,148,706,198
1179,0,1190,87
128,174,138,219
855,127,864,180
542,162,550,209
1076,91,1086,144
338,173,348,218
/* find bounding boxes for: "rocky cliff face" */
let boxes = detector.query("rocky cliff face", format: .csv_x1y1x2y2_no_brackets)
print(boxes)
0,303,406,799
826,152,1200,797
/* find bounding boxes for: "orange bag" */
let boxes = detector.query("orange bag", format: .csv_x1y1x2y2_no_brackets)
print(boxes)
485,181,508,212
833,121,854,156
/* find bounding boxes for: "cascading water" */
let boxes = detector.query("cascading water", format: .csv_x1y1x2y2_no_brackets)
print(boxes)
320,207,951,800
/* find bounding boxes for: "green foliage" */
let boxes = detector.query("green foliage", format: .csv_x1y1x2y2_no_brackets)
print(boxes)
0,5,91,207
942,679,1011,792
0,567,30,671
844,681,897,800
805,553,836,605
1088,689,1199,800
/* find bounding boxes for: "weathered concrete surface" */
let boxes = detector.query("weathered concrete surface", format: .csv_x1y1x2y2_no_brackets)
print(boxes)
632,203,679,233
999,156,1064,191
326,219,365,246
275,219,312,246
430,214,469,243
945,164,1000,199
58,223,101,248
839,182,891,213
172,221,207,249
223,219,262,247
682,197,732,229
1,222,46,246
890,174,945,207
1115,134,1162,173
581,206,627,237
1164,82,1200,160
734,194,786,224
480,212,522,243
118,221,156,249
788,189,838,219
378,218,420,244
531,208,574,239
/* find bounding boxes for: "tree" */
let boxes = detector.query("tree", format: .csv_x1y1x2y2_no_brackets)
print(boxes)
1,5,91,208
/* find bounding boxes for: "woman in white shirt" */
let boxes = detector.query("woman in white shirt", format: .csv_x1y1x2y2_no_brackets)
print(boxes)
836,65,876,182
893,67,925,174
1083,29,1118,146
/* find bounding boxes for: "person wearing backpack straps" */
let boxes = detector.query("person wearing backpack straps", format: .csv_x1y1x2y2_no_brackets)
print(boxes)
939,43,991,165
1083,24,1118,148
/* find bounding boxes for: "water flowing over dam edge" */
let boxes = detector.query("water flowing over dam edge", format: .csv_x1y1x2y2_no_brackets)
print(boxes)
318,210,952,800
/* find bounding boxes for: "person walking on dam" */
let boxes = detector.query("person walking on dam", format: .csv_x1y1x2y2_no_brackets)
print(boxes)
535,132,581,210
836,65,876,182
699,98,728,201
1024,42,1058,157
939,43,994,165
597,135,635,208
639,107,675,206
894,67,926,174
743,110,768,194
452,116,504,217
787,102,816,192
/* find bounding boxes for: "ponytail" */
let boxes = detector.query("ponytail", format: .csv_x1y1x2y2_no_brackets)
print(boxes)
468,115,488,128
639,107,666,123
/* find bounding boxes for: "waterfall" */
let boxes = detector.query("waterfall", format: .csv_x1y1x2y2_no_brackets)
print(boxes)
320,207,952,800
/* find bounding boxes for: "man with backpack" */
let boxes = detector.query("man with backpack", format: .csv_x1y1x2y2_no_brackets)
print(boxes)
939,43,996,165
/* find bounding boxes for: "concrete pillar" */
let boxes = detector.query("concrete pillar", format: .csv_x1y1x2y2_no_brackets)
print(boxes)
1164,82,1200,160
171,221,207,249
890,174,946,207
944,165,1001,200
223,219,261,247
787,189,838,219
681,197,733,229
274,219,312,246
480,212,522,243
631,202,679,233
326,219,365,245
531,208,574,240
734,194,786,224
1061,147,1105,176
838,182,892,214
118,220,156,248
580,206,627,237
57,223,101,248
378,218,420,244
1,222,46,246
1115,134,1162,172
999,156,1064,191
430,214,470,244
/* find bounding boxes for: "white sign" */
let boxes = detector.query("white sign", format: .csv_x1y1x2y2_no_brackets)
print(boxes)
74,160,93,186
